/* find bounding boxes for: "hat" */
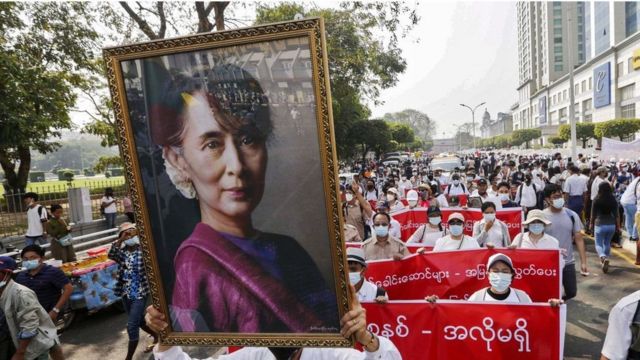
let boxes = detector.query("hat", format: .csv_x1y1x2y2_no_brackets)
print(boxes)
522,209,551,225
487,253,514,272
427,206,441,216
387,187,399,195
447,212,465,223
406,190,419,201
418,183,429,190
596,166,608,173
118,222,137,237
477,178,488,185
346,247,366,267
0,257,16,273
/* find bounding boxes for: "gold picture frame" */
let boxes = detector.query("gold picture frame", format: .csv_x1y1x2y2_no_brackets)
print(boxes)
103,18,351,347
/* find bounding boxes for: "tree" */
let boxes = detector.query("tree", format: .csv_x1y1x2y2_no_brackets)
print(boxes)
349,119,392,163
558,122,595,148
383,109,436,143
548,136,566,146
511,129,541,149
594,118,640,141
389,123,415,144
0,2,100,193
93,156,124,173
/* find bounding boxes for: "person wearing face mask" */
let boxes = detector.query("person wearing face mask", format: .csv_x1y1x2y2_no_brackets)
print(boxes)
497,182,519,208
433,213,479,252
434,168,449,186
543,184,588,301
408,207,445,248
406,190,420,209
362,212,407,261
472,202,511,248
385,188,405,212
45,204,77,263
364,179,379,202
415,185,432,208
515,174,539,216
108,222,158,359
0,256,64,360
16,244,73,324
510,209,560,250
445,174,469,198
469,179,502,210
590,166,610,202
343,182,374,241
563,166,588,221
346,248,388,304
397,176,412,199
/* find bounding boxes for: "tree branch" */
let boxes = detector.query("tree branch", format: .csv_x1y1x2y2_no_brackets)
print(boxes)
195,2,214,33
204,2,215,16
157,2,166,38
119,2,159,40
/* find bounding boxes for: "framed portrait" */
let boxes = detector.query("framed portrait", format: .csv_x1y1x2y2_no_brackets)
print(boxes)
103,18,351,347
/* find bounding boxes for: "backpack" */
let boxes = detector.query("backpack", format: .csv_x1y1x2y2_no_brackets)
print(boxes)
446,183,466,195
516,183,542,209
36,205,50,221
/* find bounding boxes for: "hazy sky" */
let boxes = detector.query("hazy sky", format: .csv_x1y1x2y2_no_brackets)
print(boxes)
371,1,518,138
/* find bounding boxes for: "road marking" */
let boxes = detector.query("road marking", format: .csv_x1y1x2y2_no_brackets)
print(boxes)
582,233,638,266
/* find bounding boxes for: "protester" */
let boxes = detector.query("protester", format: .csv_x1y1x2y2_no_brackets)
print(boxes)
515,174,539,215
122,194,135,223
347,248,388,303
145,285,402,360
590,182,620,274
108,223,158,359
101,187,119,229
343,182,373,241
344,223,362,242
472,202,511,248
45,204,77,263
600,290,640,360
0,256,63,360
407,206,444,247
406,190,420,209
444,174,469,197
563,166,588,219
385,188,405,212
433,212,479,251
22,192,48,247
510,210,560,250
497,182,519,208
543,184,587,300
362,212,407,261
15,245,73,321
469,178,501,209
620,176,640,242
373,201,401,239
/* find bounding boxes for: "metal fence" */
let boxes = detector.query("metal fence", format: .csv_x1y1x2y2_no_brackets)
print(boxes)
0,179,127,239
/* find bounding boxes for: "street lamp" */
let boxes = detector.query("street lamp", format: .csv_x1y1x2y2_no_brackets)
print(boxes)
460,102,486,149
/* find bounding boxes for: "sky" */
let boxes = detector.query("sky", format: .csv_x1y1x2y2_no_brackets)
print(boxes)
370,1,518,138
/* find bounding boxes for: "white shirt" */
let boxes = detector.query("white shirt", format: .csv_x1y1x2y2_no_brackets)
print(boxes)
433,235,480,252
152,337,402,360
357,280,388,302
620,177,640,206
469,191,502,210
512,232,560,249
445,183,468,196
438,175,449,185
101,196,117,214
591,177,609,200
563,174,588,196
515,183,537,207
601,290,640,360
365,190,378,202
468,287,532,303
388,201,405,213
25,204,47,237
406,224,443,246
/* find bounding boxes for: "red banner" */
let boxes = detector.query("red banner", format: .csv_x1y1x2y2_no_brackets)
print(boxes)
391,208,522,241
364,249,562,302
363,301,565,360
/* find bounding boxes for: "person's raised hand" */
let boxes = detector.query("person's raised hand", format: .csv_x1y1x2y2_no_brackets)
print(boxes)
340,285,373,348
351,181,361,194
484,220,494,232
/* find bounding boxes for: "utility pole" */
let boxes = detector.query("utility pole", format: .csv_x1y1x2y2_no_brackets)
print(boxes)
567,5,578,161
460,102,486,149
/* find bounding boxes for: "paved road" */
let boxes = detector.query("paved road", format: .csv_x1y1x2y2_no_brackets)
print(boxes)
59,237,640,359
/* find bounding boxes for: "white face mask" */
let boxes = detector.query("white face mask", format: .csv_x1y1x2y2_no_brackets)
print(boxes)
483,213,496,222
552,198,565,209
345,194,354,202
349,272,362,285
428,217,441,225
489,272,512,292
386,194,395,202
498,193,510,202
124,236,140,247
408,200,418,207
528,223,545,235
453,180,460,185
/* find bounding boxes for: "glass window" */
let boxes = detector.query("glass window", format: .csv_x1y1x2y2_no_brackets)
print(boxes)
621,84,635,101
618,62,625,77
554,37,563,44
584,114,593,122
575,84,579,94
555,64,563,71
621,104,636,118
583,98,593,111
581,80,586,92
589,77,592,90
553,18,562,26
629,58,634,73
563,89,567,99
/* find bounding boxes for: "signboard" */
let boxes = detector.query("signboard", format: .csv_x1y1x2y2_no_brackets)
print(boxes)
633,48,640,70
538,96,547,125
593,62,611,108
600,137,640,161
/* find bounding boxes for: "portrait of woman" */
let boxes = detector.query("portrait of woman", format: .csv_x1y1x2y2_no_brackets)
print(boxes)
141,57,339,334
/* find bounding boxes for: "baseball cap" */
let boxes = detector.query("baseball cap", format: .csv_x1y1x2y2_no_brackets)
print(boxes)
447,212,465,223
346,247,366,267
596,166,608,173
406,190,419,201
426,206,441,216
0,257,16,273
477,178,488,185
487,253,514,272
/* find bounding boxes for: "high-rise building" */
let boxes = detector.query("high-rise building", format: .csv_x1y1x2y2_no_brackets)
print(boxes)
513,1,640,145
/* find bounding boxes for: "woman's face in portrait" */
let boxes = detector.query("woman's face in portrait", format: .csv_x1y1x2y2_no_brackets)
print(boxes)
175,91,267,220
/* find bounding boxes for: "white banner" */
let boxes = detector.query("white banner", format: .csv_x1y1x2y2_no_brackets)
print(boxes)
600,137,640,161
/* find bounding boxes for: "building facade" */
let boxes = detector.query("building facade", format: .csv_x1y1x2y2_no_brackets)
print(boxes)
432,138,458,154
480,109,514,138
513,1,640,145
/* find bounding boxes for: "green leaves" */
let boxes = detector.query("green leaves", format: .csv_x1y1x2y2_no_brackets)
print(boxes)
594,118,640,140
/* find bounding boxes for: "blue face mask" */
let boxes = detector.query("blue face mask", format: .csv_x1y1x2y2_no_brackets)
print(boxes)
375,226,389,238
124,236,140,247
449,224,464,236
428,217,441,225
22,260,39,271
528,223,545,235
349,272,362,285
